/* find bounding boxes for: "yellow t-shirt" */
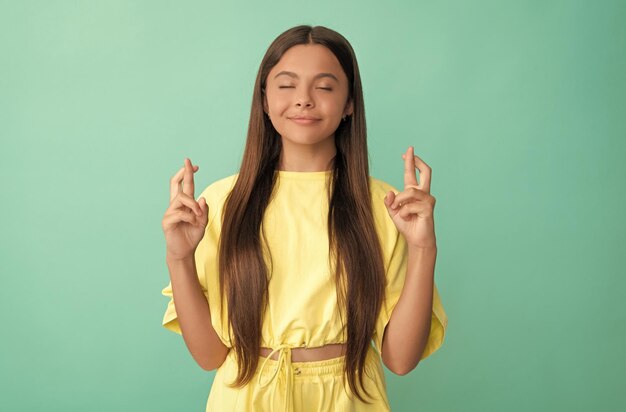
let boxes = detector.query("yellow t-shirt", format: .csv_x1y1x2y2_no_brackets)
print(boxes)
161,170,447,361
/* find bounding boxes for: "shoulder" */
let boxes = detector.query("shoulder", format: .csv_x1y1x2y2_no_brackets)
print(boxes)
368,175,401,218
196,172,239,227
368,175,402,244
368,176,408,280
368,175,401,199
198,173,239,202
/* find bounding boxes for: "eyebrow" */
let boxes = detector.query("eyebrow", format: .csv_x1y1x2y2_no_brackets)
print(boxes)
274,71,339,82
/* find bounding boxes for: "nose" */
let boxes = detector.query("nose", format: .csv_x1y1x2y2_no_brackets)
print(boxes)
295,89,314,108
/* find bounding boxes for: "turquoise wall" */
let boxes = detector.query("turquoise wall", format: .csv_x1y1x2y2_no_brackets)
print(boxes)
1,0,625,410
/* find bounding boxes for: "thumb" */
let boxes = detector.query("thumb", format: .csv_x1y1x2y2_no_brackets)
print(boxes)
383,191,396,215
199,197,209,221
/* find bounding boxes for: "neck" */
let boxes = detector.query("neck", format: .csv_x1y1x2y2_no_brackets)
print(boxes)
277,135,336,172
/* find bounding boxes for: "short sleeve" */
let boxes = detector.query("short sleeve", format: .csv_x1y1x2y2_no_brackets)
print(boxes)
160,184,228,345
372,215,448,361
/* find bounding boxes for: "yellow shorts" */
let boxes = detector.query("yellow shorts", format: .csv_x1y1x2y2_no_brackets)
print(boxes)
206,344,391,411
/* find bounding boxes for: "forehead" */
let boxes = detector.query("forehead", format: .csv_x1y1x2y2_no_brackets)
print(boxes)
268,44,346,82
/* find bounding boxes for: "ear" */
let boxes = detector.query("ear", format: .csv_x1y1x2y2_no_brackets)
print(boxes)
344,97,353,116
262,89,269,114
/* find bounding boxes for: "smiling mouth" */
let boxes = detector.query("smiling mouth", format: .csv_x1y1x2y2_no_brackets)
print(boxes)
290,118,321,125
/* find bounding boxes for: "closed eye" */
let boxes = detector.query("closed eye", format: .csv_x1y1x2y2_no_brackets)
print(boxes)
278,86,333,91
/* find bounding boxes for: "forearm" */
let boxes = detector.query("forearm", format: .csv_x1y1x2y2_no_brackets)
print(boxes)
167,255,229,370
382,245,436,375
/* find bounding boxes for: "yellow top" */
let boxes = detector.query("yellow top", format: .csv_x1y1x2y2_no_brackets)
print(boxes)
161,170,447,361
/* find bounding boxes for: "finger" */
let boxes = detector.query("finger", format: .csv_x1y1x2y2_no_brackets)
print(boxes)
403,146,419,189
170,192,203,216
397,202,424,221
182,158,195,198
383,190,397,204
198,197,209,218
389,187,428,210
410,152,432,194
383,191,399,218
170,163,199,203
198,196,206,207
163,209,198,228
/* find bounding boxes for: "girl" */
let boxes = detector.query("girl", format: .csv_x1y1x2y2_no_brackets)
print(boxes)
161,25,447,411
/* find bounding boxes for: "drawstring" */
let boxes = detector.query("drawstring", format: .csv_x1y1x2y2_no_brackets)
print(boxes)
257,344,301,412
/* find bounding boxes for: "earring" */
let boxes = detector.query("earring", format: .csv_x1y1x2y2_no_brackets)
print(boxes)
342,115,346,121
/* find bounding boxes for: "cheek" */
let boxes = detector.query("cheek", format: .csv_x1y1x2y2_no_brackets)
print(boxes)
319,97,345,115
268,97,290,114
265,91,281,106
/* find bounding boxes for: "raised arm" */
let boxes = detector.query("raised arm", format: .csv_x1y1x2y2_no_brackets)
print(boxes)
162,158,229,370
166,254,229,370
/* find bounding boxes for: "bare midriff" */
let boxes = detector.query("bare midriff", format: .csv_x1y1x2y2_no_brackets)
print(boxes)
259,343,347,362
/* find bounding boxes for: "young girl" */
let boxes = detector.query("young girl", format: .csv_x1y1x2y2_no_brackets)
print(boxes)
161,25,447,411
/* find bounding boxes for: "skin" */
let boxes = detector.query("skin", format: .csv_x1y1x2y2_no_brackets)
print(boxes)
384,146,437,249
163,159,206,262
380,146,438,375
162,158,229,371
263,43,354,172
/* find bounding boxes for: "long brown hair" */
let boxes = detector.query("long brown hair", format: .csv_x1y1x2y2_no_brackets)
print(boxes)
217,25,386,404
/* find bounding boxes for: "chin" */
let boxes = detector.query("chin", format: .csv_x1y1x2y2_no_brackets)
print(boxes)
278,132,333,146
281,136,327,145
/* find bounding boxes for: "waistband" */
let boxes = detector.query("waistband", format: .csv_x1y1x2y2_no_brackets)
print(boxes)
255,344,346,412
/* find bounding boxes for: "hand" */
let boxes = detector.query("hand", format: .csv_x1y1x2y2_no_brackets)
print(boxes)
162,158,209,261
383,146,437,249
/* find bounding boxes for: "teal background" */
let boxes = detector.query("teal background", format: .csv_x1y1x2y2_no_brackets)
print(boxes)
1,0,625,411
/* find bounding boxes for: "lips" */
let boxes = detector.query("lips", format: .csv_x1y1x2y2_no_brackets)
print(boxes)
290,118,320,125
290,115,320,120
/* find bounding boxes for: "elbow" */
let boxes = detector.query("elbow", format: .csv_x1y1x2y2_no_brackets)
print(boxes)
391,364,418,376
195,356,216,371
382,349,419,376
385,358,419,376
198,348,231,371
199,360,217,371
198,358,219,371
